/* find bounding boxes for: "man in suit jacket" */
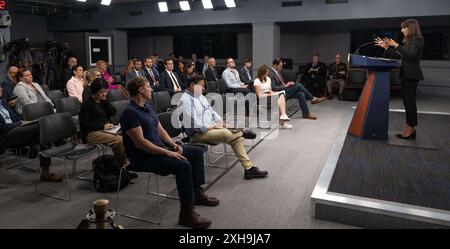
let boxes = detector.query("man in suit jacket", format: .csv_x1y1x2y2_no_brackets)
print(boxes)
204,58,220,82
1,65,19,102
301,53,328,97
126,59,143,82
239,58,254,91
269,58,325,120
159,59,185,96
191,53,203,74
142,57,159,89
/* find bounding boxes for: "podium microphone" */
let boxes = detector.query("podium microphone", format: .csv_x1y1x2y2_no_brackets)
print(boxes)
354,41,376,55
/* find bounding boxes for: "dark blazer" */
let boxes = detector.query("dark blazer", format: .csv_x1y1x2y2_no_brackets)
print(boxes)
142,67,159,87
0,99,22,154
1,79,14,101
239,67,254,85
302,62,327,82
193,61,203,74
158,70,186,96
268,68,287,92
205,67,220,82
126,69,142,83
384,38,424,81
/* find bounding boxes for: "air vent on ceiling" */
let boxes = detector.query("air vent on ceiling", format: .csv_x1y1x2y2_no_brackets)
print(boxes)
325,0,349,4
129,11,143,16
281,1,302,7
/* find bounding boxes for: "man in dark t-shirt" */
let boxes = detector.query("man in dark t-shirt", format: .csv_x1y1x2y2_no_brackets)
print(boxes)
120,77,219,229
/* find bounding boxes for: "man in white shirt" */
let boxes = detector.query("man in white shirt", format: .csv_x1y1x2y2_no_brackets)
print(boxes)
178,75,268,180
222,58,250,95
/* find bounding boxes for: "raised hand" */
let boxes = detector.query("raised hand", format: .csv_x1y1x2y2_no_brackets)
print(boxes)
374,37,388,49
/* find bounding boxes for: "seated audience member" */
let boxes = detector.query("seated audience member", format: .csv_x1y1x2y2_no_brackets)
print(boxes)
79,78,127,167
13,69,53,115
239,58,254,91
253,65,293,129
153,54,164,74
82,69,103,103
60,57,77,91
1,65,19,101
269,58,325,120
66,65,84,102
122,59,135,82
178,75,268,180
326,53,347,100
142,57,159,89
169,52,179,72
121,77,218,229
158,59,185,96
202,55,209,74
301,53,328,97
222,58,250,95
204,58,220,82
191,53,202,74
126,59,143,82
186,63,196,79
1,85,62,182
97,60,118,90
178,62,188,86
177,61,186,77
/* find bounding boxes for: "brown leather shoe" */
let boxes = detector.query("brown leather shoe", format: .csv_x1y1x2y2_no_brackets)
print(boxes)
179,205,212,229
302,114,318,120
40,173,63,182
194,187,220,206
311,97,326,104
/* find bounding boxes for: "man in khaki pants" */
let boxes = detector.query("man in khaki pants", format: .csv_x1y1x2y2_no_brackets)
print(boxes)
178,75,268,180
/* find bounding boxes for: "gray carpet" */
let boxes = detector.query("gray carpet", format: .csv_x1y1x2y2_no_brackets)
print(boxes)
0,95,447,228
329,112,450,211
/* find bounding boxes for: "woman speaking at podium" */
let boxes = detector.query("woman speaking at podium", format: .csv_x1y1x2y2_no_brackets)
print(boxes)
375,19,424,140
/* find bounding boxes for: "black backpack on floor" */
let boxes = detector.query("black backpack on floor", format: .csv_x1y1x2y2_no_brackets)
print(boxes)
92,155,132,192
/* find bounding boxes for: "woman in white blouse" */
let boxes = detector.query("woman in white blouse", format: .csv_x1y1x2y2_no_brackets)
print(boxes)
13,68,53,115
253,65,293,129
66,65,84,102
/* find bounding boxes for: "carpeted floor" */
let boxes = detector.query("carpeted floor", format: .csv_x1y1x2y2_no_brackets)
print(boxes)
329,112,450,211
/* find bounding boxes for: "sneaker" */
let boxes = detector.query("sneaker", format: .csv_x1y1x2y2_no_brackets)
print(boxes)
40,173,63,182
279,114,290,121
241,129,257,140
311,97,326,104
280,123,293,129
244,166,268,180
302,114,318,120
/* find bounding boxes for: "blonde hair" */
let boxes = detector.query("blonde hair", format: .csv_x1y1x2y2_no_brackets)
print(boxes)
84,68,101,86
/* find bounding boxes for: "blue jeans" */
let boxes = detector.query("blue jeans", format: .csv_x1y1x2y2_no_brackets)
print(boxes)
285,83,314,116
130,145,205,207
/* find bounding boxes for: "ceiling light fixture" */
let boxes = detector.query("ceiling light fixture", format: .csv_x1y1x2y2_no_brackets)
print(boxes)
202,0,213,9
224,0,236,8
158,2,168,12
179,1,190,11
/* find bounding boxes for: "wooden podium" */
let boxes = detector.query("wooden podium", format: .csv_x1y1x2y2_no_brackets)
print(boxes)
347,54,400,140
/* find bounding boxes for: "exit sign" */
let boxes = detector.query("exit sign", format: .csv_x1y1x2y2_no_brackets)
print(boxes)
0,1,6,10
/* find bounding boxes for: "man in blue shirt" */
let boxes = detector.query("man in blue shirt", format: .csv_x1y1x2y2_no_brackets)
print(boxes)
178,75,268,180
120,77,218,229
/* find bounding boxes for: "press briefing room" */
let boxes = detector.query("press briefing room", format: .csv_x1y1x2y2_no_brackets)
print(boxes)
0,0,449,241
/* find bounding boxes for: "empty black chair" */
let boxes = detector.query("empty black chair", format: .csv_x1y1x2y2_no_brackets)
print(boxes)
36,112,99,201
55,97,81,116
157,111,181,138
347,69,368,88
206,81,218,93
216,79,227,94
22,102,55,121
152,91,172,114
47,90,64,103
108,89,128,102
110,100,130,124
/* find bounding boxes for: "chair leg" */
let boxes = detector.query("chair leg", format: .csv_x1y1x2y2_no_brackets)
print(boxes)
115,168,161,225
147,173,179,200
